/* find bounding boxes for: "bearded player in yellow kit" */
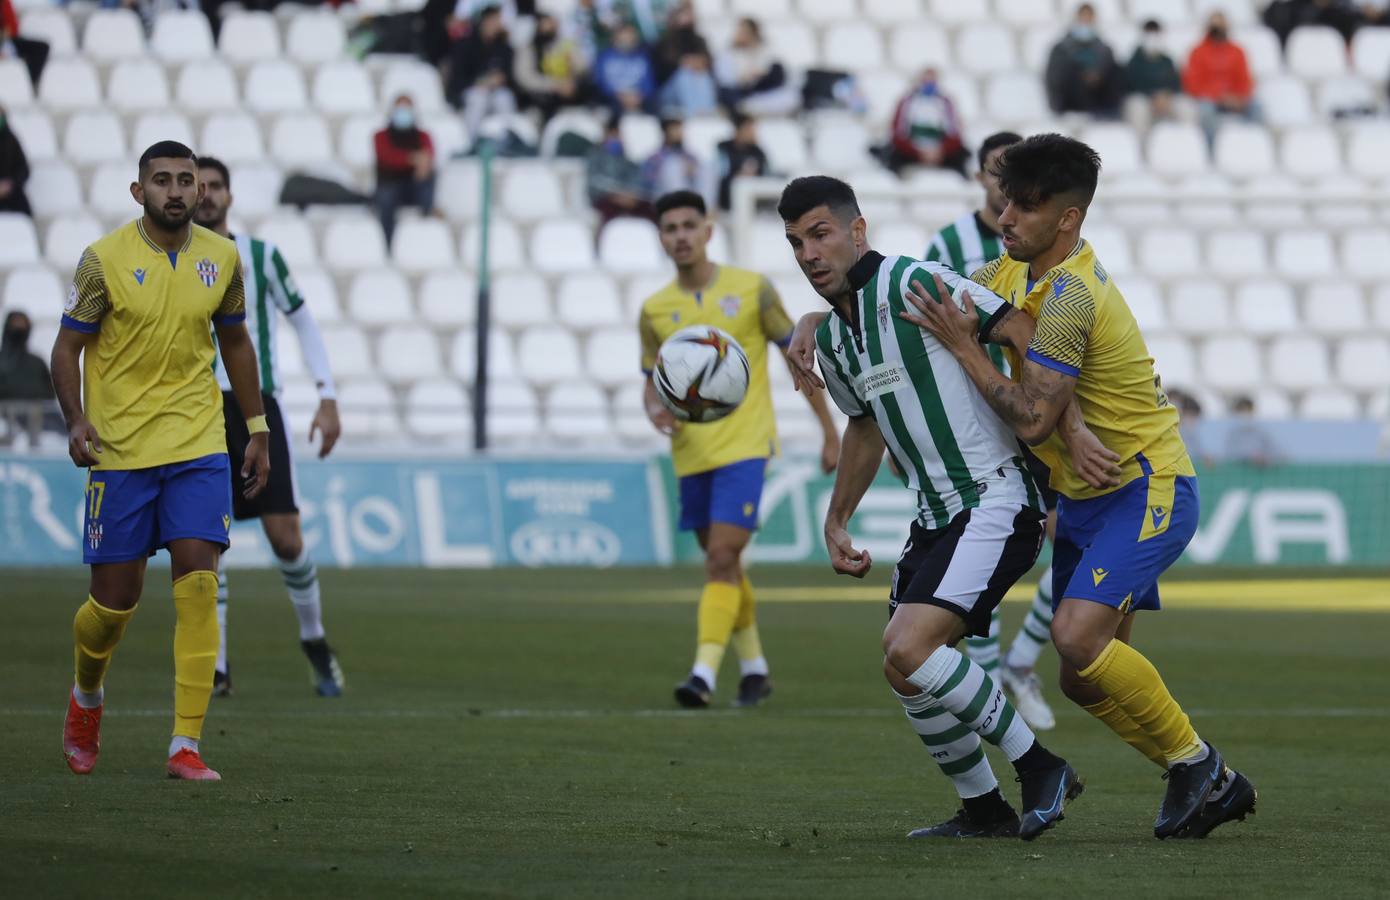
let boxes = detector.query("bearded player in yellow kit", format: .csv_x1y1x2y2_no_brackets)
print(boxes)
639,190,840,708
51,142,270,781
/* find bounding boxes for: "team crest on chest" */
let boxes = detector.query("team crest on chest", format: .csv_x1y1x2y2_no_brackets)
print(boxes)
719,295,741,317
196,257,219,288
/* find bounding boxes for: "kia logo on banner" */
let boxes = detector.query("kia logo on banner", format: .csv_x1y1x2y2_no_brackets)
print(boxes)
509,519,622,567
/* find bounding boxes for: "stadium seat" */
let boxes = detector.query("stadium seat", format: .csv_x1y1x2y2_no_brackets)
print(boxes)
556,273,624,330
1254,76,1314,128
176,61,241,110
491,273,553,329
1302,282,1366,336
681,116,735,164
1371,286,1390,331
1234,280,1299,335
131,113,195,157
19,8,76,55
87,163,138,220
107,60,172,113
37,58,101,111
286,11,347,63
823,23,884,74
751,217,798,274
872,222,929,259
1267,335,1331,391
26,162,83,218
1231,24,1283,77
1346,123,1390,179
889,23,952,73
336,114,380,170
762,20,819,70
1340,230,1390,279
1273,230,1336,279
854,69,911,129
926,0,992,26
986,71,1049,122
6,109,56,161
1205,229,1268,277
809,114,873,171
1315,76,1377,118
379,60,448,113
499,164,565,222
312,61,376,116
438,161,486,222
391,218,456,273
200,113,266,165
612,381,664,445
337,377,400,435
797,0,855,22
1128,0,1189,22
486,381,542,442
1083,224,1134,276
62,113,127,168
1121,278,1167,332
377,327,444,383
1352,26,1390,78
1299,388,1360,419
150,11,216,63
1199,336,1262,391
624,273,672,318
1279,126,1342,180
996,0,1059,26
258,216,319,267
450,329,518,382
956,25,1018,75
81,8,146,61
586,328,642,388
42,215,100,267
540,109,605,158
531,220,596,273
865,0,924,23
218,11,282,64
287,267,342,323
1081,123,1142,177
420,112,471,160
1,264,60,317
461,220,526,270
347,268,414,326
322,217,387,271
419,271,478,327
1166,280,1230,335
619,115,663,162
598,219,665,273
1286,25,1348,79
0,58,32,108
1146,123,1208,178
405,379,471,439
731,0,790,15
1334,336,1390,391
545,382,614,441
268,115,335,169
517,327,583,385
246,61,309,113
275,328,306,379
1213,124,1275,180
756,118,809,173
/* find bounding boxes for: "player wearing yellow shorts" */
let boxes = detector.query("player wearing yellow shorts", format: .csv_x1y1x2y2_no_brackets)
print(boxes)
639,190,839,708
51,142,271,781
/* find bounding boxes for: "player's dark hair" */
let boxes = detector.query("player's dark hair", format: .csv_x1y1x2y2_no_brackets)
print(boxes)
138,140,198,178
198,155,231,189
656,190,706,219
776,175,860,224
977,130,1022,171
993,133,1101,210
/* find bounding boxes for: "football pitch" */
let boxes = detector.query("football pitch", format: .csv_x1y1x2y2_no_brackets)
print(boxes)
3,565,1388,899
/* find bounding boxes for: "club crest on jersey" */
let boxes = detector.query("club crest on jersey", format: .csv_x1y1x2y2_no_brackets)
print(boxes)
196,258,219,288
86,522,103,551
65,283,78,312
720,295,741,317
133,268,147,285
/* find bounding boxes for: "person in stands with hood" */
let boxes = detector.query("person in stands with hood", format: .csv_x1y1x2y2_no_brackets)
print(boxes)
1045,3,1124,117
373,95,437,244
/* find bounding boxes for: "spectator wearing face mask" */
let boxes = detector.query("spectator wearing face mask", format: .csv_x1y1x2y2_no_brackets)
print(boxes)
1123,19,1190,131
514,12,587,124
714,18,795,117
373,96,437,243
1045,3,1124,117
883,68,969,176
1184,12,1262,147
447,6,519,139
0,310,58,441
0,105,31,217
594,23,657,117
658,50,719,118
652,0,708,85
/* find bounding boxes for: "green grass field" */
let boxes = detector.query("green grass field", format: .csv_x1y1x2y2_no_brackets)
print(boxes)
3,565,1388,899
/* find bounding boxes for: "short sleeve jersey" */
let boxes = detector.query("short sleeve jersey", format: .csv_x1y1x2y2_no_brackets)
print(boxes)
62,220,246,471
639,265,793,477
214,236,305,395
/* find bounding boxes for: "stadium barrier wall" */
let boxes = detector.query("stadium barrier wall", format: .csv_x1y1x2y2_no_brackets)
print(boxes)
0,454,1382,569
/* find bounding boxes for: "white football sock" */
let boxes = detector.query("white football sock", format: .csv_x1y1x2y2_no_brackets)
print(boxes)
907,645,1037,762
215,562,229,674
169,735,198,757
73,684,103,709
277,548,326,641
691,662,716,691
896,688,998,799
1005,566,1054,671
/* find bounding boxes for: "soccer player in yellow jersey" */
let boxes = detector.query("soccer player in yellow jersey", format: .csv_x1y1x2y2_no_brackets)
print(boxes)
639,190,840,708
905,134,1257,839
51,142,271,782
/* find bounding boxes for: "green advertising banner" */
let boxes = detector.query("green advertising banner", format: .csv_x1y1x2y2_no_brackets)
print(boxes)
663,459,1390,569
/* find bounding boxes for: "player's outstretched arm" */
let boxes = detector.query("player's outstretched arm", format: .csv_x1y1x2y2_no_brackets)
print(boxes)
216,321,271,498
642,375,679,435
780,346,840,472
786,312,828,393
50,327,101,467
823,415,884,578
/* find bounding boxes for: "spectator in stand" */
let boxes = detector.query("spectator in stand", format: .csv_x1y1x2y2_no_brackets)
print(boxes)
0,310,57,440
514,12,587,124
373,95,437,244
641,118,713,210
1263,0,1364,47
617,0,681,45
446,6,519,138
652,0,708,85
1226,394,1277,466
1123,19,1189,130
1045,3,1125,117
1184,11,1262,147
587,116,655,230
1,0,49,88
883,68,969,176
658,50,719,118
0,105,31,217
715,18,796,117
595,22,657,117
715,113,768,212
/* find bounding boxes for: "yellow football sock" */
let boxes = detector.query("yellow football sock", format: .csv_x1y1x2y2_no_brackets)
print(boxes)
694,580,742,677
1079,638,1204,766
172,571,219,741
731,576,764,663
73,596,136,695
1081,696,1168,769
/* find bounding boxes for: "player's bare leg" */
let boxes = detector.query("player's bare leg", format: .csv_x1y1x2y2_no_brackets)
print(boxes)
677,523,758,707
166,539,223,782
263,513,343,697
64,559,145,774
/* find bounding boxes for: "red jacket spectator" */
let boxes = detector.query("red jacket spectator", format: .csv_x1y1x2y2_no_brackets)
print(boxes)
374,127,435,178
1183,33,1253,102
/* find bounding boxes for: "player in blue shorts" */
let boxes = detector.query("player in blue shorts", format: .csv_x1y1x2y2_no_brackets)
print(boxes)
50,142,270,781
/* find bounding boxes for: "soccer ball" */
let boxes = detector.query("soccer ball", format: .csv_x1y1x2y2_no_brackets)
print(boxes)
652,325,751,423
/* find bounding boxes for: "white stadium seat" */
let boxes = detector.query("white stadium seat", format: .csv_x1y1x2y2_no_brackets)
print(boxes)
391,219,456,273
1370,286,1390,330
419,271,478,327
451,329,518,382
420,113,471,160
1279,127,1341,180
517,327,583,385
1146,123,1208,178
1267,335,1331,391
201,113,266,164
486,381,541,442
2,265,62,319
406,379,471,439
865,0,924,22
38,58,101,111
1213,124,1275,180
218,12,282,64
150,11,216,63
320,327,372,378
258,216,319,267
1234,281,1300,336
246,61,308,114
556,273,624,330
1167,280,1230,335
288,267,342,323
625,273,672,319
377,326,443,383
1352,26,1390,78
586,328,642,388
889,23,952,72
322,217,387,271
1205,230,1268,277
1082,123,1142,177
0,59,33,108
1122,278,1167,333
1256,76,1314,128
731,0,791,16
823,23,884,73
809,114,873,171
1139,227,1204,278
996,0,1059,26
0,214,40,267
1299,388,1360,419
62,113,126,167
873,222,929,260
176,60,241,110
6,109,56,161
530,220,596,273
1083,225,1134,276
619,115,663,163
612,381,664,445
1342,230,1390,279
1273,230,1336,279
491,273,552,329
499,164,565,222
1232,24,1283,77
87,163,138,220
338,378,401,436
43,214,102,268
798,0,857,23
286,12,347,64
751,218,798,274
956,25,1017,75
19,8,75,54
1346,123,1390,179
347,268,414,325
379,61,448,113
1200,336,1263,392
312,61,376,116
986,71,1048,122
1315,76,1377,118
763,21,819,70
1303,283,1366,336
1286,25,1348,79
757,118,809,173
108,60,172,113
598,218,665,273
546,381,614,441
268,115,334,169
132,113,195,156
682,116,735,164
81,9,146,61
337,114,380,170
1334,336,1390,391
461,220,526,270
27,162,83,218
926,0,992,26
438,161,486,222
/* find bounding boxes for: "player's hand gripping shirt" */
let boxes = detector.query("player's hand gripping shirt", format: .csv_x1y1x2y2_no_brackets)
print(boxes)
62,220,247,471
640,266,794,478
972,239,1192,499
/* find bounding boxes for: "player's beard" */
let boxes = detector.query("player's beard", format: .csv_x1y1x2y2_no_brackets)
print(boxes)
146,199,193,231
194,202,226,231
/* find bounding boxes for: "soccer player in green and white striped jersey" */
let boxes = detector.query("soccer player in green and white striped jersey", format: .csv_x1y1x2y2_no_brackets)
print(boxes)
195,157,346,698
779,176,1086,841
925,132,1061,734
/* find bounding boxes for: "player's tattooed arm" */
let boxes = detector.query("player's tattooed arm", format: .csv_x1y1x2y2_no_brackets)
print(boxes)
982,305,1034,356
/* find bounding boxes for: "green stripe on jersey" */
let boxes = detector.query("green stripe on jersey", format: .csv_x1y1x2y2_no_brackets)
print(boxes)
941,224,967,275
251,238,275,394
